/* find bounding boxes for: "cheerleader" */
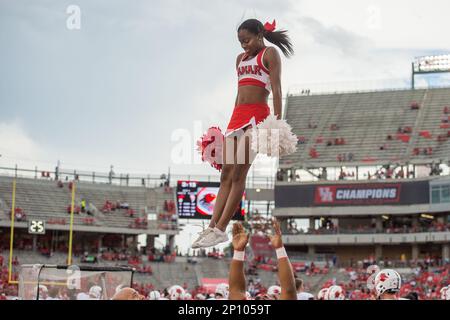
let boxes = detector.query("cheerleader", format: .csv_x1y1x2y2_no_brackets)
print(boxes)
194,19,294,248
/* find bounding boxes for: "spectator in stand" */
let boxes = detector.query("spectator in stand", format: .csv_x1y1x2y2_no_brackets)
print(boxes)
308,121,317,129
321,168,328,180
13,208,26,221
410,101,420,110
423,147,433,155
444,106,450,114
330,124,339,131
67,205,80,214
81,199,86,213
276,169,284,181
309,148,318,159
338,170,345,180
386,167,394,179
395,169,405,179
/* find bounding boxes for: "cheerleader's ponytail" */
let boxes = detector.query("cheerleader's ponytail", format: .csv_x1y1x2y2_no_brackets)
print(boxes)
238,19,294,58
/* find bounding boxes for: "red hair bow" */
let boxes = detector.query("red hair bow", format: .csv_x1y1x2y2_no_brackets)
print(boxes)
264,19,276,32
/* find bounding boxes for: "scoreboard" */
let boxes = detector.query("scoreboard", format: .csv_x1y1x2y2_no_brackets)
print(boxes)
176,180,245,220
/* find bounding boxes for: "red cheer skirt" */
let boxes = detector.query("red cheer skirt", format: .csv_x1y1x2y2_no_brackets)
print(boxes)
225,103,270,137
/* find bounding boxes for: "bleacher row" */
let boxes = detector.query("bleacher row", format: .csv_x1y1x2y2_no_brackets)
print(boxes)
281,88,450,167
0,176,176,232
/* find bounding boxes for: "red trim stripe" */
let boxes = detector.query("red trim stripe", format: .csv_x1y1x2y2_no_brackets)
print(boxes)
238,78,266,88
257,48,269,74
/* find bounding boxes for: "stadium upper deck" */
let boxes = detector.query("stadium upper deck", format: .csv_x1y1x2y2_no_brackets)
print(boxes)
281,87,450,168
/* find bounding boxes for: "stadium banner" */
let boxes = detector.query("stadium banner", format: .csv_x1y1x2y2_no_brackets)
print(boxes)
176,180,245,220
275,180,430,207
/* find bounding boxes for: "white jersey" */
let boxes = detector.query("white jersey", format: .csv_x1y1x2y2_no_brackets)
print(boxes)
297,292,314,300
237,47,271,93
76,292,91,300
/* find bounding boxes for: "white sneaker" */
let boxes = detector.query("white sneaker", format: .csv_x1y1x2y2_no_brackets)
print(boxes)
191,227,214,249
197,228,229,248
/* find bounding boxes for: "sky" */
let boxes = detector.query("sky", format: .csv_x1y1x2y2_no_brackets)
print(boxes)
1,0,450,254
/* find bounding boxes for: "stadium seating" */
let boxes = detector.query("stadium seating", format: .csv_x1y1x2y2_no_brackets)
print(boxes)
281,88,450,167
0,176,177,232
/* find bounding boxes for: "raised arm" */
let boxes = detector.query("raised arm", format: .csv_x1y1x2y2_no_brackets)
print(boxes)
268,219,297,300
228,222,249,300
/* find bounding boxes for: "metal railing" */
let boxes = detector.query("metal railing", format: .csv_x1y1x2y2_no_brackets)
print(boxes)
288,80,450,97
286,226,450,235
0,166,275,189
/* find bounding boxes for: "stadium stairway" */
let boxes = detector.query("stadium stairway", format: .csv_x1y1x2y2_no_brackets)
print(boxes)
404,90,430,158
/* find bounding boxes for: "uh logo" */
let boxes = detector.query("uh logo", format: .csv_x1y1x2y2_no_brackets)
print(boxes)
317,187,334,203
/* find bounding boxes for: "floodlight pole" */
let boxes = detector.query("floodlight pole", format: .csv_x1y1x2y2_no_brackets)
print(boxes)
411,62,415,90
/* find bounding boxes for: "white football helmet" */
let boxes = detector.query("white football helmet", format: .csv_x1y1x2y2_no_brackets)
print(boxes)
148,290,161,300
38,285,48,293
115,285,125,294
89,286,102,299
366,264,380,290
168,285,185,300
267,285,281,299
367,264,380,275
374,269,402,297
215,283,229,299
440,286,450,300
317,287,329,300
326,285,345,300
195,293,206,300
37,285,48,299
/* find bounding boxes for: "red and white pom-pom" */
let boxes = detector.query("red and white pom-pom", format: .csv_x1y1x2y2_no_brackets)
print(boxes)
251,114,297,157
196,126,224,171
